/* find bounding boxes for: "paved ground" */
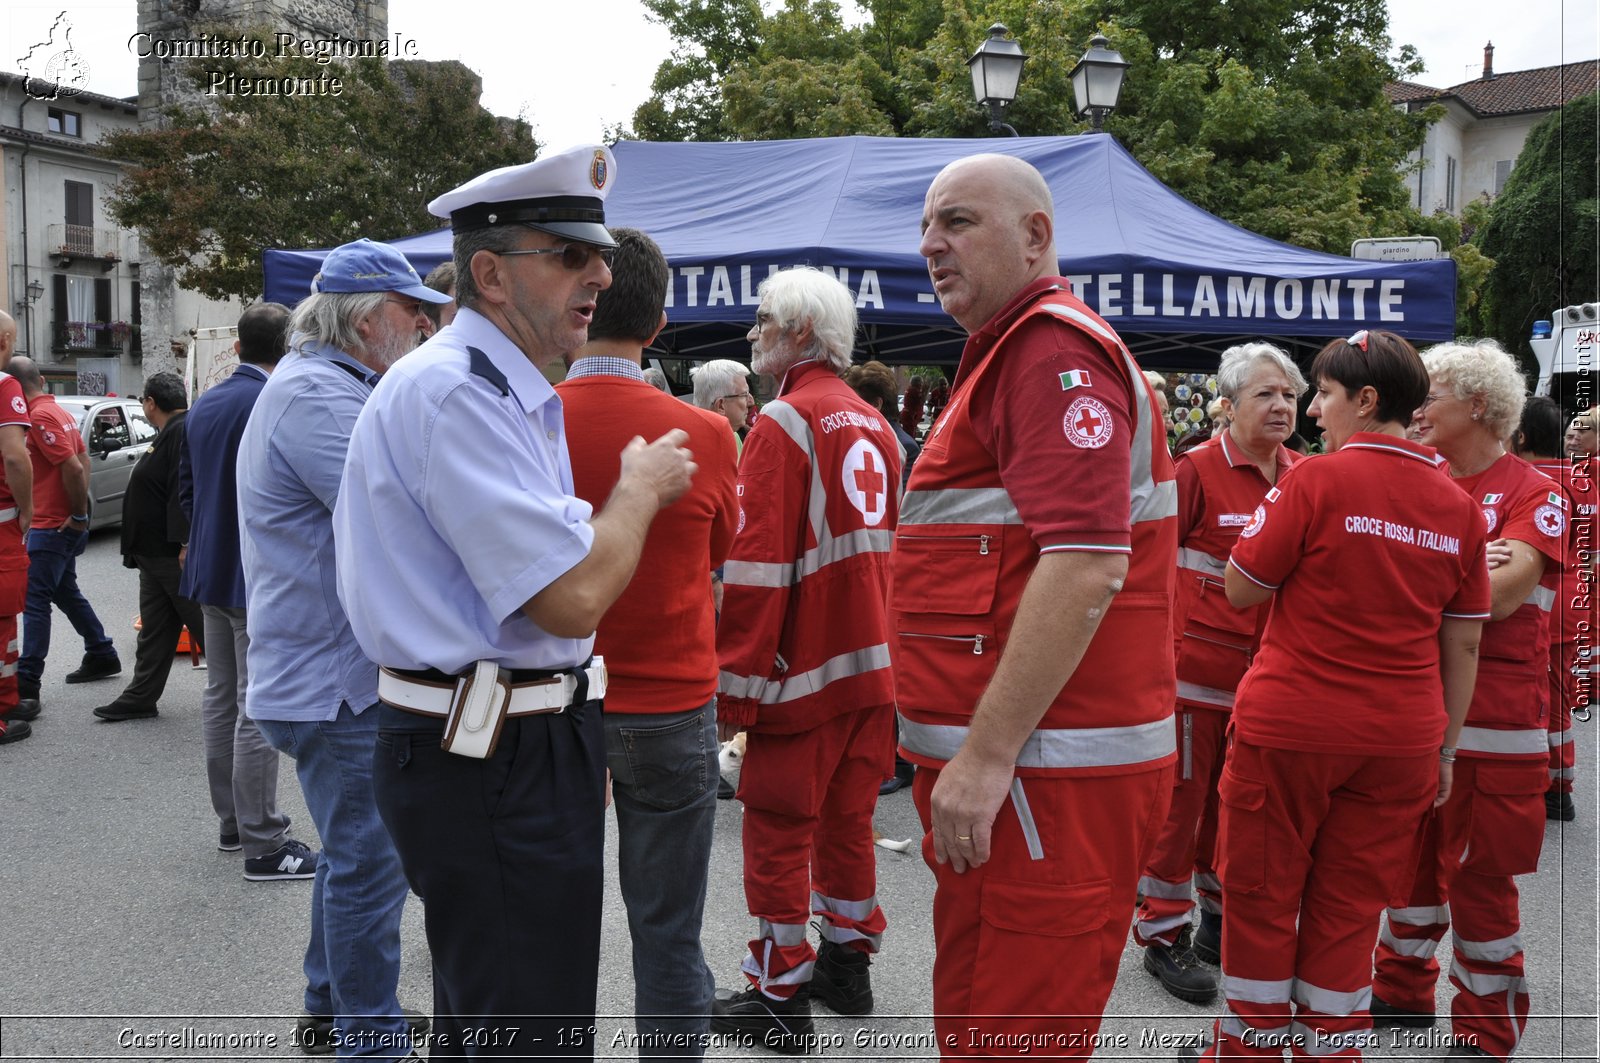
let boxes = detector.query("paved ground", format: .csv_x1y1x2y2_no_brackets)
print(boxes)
0,532,1595,1061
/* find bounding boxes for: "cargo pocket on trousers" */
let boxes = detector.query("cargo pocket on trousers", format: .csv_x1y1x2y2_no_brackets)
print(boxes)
1464,763,1548,876
974,878,1112,1012
1217,766,1269,894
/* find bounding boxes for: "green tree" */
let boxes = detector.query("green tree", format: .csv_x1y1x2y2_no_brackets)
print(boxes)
102,41,536,302
632,0,1437,256
1475,91,1600,356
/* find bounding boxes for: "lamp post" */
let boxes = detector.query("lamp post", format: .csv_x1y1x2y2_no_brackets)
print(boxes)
17,277,44,357
967,23,1027,137
1069,34,1130,132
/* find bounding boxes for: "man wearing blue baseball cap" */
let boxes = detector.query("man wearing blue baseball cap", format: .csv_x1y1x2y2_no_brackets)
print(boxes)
238,237,448,1059
336,144,697,1059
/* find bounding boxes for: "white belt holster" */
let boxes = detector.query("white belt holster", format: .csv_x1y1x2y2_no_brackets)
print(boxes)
378,658,607,760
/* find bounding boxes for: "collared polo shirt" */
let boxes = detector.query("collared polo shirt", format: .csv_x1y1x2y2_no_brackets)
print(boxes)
239,339,381,722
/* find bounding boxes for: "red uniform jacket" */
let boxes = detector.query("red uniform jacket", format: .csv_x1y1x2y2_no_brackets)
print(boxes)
717,359,900,733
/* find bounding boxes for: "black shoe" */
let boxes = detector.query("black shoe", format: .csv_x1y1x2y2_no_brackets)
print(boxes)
812,939,873,1015
1444,1040,1492,1058
718,776,736,800
218,831,242,853
1546,790,1576,821
1370,993,1435,1028
710,984,816,1055
878,774,911,796
0,718,32,745
1143,928,1218,1004
65,653,122,683
244,839,319,881
11,699,41,722
94,700,159,722
294,1009,430,1056
1192,910,1221,965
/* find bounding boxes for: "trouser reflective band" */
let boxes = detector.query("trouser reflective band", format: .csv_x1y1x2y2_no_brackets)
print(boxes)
1176,680,1236,708
1292,980,1370,1015
899,713,1175,769
742,920,814,995
1456,726,1547,755
1454,932,1523,963
811,891,885,952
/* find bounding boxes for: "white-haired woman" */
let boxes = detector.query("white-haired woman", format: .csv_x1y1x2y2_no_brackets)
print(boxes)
1134,343,1305,1004
1374,339,1563,1059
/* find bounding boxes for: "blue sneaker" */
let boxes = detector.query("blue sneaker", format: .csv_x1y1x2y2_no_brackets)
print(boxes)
243,839,318,881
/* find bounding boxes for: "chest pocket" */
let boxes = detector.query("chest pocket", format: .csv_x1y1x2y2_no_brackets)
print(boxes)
892,530,1002,617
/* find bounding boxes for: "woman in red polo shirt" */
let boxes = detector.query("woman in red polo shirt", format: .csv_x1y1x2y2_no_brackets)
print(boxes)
1373,340,1565,1061
1185,330,1489,1062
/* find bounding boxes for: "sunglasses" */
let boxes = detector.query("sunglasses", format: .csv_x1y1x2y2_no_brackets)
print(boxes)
497,242,615,271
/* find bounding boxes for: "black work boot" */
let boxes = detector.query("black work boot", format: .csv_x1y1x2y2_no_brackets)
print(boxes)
1192,910,1222,965
1546,789,1576,821
1369,993,1435,1028
710,984,816,1055
14,677,40,722
811,939,874,1015
1143,926,1218,1004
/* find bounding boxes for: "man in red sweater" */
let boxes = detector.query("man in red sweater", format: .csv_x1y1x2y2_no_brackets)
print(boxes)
555,227,739,1059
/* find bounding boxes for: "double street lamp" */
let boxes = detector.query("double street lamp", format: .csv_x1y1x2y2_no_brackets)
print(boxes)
967,25,1130,136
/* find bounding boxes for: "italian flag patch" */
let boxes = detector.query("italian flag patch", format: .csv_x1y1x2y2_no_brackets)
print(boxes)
1548,491,1569,510
1482,493,1503,505
1059,369,1093,390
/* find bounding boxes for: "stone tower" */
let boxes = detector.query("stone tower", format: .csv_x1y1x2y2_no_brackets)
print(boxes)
131,0,389,373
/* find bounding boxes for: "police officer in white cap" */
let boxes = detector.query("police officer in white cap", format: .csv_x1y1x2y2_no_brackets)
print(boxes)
335,144,697,1059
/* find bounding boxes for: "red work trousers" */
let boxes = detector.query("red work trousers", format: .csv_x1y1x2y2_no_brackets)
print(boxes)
737,704,893,998
1136,706,1228,946
1204,741,1435,1062
914,762,1172,1060
1547,640,1580,794
0,518,26,716
1373,757,1547,1062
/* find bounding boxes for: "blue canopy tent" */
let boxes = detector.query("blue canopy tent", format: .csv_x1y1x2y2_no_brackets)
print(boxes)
262,135,1456,368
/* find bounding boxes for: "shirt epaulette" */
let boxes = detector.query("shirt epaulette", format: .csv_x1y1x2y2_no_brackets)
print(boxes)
468,347,509,397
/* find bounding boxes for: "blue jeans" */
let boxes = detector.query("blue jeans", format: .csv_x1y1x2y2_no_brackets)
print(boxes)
19,526,113,687
604,700,719,1059
258,703,411,1061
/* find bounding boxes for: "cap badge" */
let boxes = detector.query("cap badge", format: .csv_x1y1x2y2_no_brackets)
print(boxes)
590,149,608,191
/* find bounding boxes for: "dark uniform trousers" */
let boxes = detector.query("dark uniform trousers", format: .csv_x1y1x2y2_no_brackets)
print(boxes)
373,699,607,1060
122,555,206,705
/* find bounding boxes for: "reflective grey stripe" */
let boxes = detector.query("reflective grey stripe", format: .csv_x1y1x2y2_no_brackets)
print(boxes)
900,487,1022,526
1177,680,1236,708
1137,876,1193,901
1389,905,1450,926
1039,301,1177,526
1552,766,1576,780
1289,1022,1375,1055
1010,778,1045,861
743,930,814,990
1194,871,1222,893
1379,925,1440,959
1292,979,1370,1016
755,919,809,946
1549,728,1574,747
1220,1011,1293,1046
1223,975,1294,1004
898,713,1175,769
811,891,884,950
1134,912,1192,942
1449,962,1527,998
1457,726,1547,755
721,644,892,706
1178,546,1227,576
1525,584,1556,611
1454,932,1523,963
0,507,16,522
725,528,895,589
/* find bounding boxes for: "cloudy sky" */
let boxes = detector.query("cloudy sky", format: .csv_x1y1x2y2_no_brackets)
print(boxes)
7,0,1598,148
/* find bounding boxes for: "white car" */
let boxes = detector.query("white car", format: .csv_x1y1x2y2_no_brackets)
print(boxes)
53,395,158,531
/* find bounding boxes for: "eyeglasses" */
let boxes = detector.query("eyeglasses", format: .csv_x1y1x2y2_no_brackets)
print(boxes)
716,392,753,405
497,243,615,271
384,296,424,315
1417,392,1452,412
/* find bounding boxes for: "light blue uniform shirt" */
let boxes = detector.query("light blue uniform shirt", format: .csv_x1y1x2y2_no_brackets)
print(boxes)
335,307,596,674
239,339,382,721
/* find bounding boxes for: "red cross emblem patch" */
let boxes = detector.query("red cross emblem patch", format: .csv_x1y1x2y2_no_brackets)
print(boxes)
841,440,889,526
1535,504,1565,538
1063,396,1113,450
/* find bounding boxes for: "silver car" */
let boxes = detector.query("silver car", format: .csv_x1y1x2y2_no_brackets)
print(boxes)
53,395,158,531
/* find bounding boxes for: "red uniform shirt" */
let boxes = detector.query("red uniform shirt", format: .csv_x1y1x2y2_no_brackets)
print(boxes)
26,394,87,528
1229,434,1491,756
0,375,31,511
1529,458,1593,646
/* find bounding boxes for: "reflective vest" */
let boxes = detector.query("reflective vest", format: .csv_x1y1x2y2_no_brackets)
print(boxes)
1459,455,1560,760
892,290,1178,777
1173,433,1298,710
717,360,900,734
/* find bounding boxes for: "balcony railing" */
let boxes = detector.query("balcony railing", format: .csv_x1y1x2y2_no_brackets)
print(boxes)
52,321,131,353
47,223,120,263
